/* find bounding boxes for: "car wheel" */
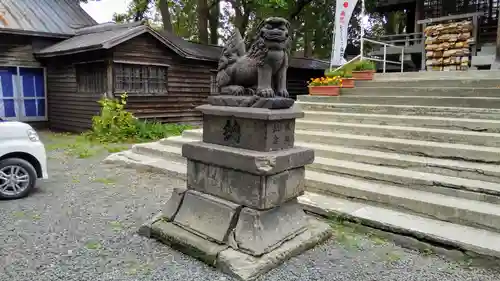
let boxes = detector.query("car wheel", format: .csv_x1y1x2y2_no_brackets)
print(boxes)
0,158,37,200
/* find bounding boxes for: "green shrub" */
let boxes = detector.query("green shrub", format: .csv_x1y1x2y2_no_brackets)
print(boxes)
325,69,353,79
88,93,192,143
352,60,376,71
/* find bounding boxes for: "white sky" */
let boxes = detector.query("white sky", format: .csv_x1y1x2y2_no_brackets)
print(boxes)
80,0,131,23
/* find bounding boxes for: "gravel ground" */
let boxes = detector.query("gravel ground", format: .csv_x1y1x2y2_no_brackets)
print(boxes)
1,132,500,281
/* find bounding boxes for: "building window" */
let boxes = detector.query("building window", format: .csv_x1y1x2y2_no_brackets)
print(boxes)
210,71,218,95
76,62,106,93
114,63,168,95
0,66,47,121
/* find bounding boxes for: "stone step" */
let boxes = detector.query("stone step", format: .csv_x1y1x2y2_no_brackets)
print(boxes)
102,150,186,178
373,70,500,80
302,142,500,184
293,130,500,164
159,135,199,148
304,171,500,232
296,119,500,147
302,111,500,133
355,79,500,88
131,134,500,184
297,95,500,109
132,142,185,163
341,87,500,97
298,192,500,259
181,129,500,164
297,102,500,120
309,157,500,204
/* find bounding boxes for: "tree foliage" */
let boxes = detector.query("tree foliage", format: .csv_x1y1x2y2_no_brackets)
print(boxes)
81,0,401,59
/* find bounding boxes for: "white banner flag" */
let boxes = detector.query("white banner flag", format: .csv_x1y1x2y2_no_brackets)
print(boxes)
331,0,358,66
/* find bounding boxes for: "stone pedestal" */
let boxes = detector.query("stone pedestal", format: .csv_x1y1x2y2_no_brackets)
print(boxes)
140,104,332,280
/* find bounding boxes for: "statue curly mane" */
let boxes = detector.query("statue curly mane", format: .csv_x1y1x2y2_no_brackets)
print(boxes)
246,36,269,67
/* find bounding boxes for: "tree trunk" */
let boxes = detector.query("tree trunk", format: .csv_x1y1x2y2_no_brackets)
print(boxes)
209,0,220,45
303,15,313,57
197,0,209,44
158,0,173,31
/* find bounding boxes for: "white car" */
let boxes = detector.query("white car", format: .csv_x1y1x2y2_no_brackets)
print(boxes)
0,118,48,199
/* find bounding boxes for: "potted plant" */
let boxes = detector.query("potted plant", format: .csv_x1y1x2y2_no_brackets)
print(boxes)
308,76,343,96
340,71,355,88
351,60,376,80
325,69,355,88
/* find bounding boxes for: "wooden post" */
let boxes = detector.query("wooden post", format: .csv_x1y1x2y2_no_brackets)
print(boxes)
106,59,114,98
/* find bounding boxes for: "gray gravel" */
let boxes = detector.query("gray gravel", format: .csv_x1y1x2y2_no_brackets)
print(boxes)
1,134,500,281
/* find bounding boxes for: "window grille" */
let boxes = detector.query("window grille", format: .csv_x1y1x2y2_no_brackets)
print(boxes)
114,63,168,95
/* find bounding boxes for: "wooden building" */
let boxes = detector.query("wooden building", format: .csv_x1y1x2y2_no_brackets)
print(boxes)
0,1,328,132
0,0,96,125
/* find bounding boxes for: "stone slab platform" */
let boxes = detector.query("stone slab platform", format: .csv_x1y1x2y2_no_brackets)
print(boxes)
182,141,314,176
144,216,332,281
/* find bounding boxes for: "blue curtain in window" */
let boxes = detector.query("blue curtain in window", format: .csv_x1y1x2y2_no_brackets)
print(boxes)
19,68,45,118
0,67,17,118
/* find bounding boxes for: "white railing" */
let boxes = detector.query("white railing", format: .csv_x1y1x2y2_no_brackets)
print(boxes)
332,54,361,73
330,39,405,74
361,38,405,73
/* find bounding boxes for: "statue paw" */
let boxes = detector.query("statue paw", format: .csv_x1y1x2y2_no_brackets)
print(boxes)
232,86,246,96
257,88,275,98
245,88,256,96
276,89,289,98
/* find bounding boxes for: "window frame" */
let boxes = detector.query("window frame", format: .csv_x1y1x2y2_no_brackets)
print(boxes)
75,61,107,94
210,70,218,95
112,61,169,96
0,65,48,122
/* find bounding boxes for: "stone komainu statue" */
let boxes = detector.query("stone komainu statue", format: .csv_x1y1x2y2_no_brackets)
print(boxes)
216,17,291,98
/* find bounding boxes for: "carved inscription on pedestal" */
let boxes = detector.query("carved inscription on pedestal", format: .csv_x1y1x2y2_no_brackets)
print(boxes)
268,120,294,150
223,119,241,144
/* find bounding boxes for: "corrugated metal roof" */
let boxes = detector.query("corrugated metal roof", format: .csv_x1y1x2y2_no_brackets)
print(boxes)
37,22,145,55
0,0,96,35
36,21,329,70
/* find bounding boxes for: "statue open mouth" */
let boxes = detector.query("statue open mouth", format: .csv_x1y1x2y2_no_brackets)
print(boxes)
263,33,287,42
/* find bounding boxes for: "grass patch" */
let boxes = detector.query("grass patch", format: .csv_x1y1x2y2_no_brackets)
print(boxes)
328,215,365,250
85,241,103,250
385,251,402,263
12,211,26,219
125,261,152,276
31,213,42,221
104,144,130,153
109,220,124,232
94,177,116,185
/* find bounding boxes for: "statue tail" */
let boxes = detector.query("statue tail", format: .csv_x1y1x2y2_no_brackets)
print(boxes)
216,70,231,89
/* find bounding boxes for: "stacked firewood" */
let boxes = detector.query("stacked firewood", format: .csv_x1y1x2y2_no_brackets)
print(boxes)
424,20,475,71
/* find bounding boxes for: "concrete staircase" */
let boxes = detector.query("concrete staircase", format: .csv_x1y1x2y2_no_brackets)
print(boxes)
105,71,500,259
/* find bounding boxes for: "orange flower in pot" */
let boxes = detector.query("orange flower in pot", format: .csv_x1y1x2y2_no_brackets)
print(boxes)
351,60,376,80
307,76,343,96
325,69,355,88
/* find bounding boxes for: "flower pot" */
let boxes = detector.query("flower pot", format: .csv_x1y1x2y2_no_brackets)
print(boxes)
341,78,355,88
308,85,340,96
352,70,375,80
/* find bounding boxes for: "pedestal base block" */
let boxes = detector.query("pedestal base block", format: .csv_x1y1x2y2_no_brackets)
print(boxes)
146,217,332,281
232,200,308,256
173,190,241,243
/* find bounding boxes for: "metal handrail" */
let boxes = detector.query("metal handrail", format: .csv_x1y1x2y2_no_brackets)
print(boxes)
361,37,405,73
331,54,361,72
